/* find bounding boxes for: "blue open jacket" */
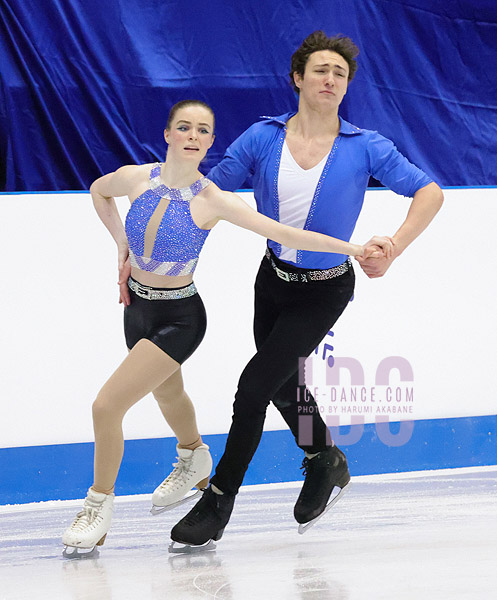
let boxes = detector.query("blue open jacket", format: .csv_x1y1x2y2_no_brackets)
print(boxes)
208,112,433,269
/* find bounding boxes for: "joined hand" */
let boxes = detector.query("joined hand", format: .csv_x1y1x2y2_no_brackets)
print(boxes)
356,236,397,278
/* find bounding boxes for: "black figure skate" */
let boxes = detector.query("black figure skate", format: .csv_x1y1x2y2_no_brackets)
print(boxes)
169,486,235,553
294,445,351,534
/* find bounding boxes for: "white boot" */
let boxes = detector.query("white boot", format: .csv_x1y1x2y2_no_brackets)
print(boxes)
151,443,212,515
62,488,114,557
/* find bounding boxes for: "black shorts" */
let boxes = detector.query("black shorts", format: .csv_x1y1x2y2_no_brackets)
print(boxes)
124,278,207,364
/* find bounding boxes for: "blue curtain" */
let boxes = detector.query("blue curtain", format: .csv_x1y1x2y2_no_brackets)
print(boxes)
1,0,496,190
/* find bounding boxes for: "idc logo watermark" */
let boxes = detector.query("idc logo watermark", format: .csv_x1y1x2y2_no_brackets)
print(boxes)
297,333,415,447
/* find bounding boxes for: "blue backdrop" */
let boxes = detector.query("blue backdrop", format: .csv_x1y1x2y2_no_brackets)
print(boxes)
1,0,496,191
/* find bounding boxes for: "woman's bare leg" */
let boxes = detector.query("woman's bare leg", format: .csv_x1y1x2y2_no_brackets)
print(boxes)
152,370,203,450
92,339,180,493
150,370,211,509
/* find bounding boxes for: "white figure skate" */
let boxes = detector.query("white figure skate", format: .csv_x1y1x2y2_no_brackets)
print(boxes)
151,443,212,515
62,488,114,558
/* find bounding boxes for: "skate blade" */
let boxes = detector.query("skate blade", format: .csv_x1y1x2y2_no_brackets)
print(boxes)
62,545,100,560
168,539,216,554
150,489,203,515
297,482,351,535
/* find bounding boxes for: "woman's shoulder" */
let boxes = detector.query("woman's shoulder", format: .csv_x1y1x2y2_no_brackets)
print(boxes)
113,163,157,187
118,162,157,176
200,179,235,209
108,163,156,201
202,178,224,198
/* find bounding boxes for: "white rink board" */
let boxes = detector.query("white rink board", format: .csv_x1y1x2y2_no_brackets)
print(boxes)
0,188,496,448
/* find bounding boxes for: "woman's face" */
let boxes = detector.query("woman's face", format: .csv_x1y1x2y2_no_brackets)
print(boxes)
164,105,215,162
294,50,349,111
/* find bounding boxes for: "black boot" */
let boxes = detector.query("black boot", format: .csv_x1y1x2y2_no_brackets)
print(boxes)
171,486,235,546
294,445,350,525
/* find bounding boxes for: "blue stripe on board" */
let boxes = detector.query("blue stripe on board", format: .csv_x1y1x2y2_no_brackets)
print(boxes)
365,185,497,190
0,415,495,504
441,185,497,189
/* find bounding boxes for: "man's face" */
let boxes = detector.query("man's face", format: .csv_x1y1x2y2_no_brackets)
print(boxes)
294,50,349,110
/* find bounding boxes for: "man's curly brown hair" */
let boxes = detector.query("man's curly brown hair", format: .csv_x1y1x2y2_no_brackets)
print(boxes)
290,31,359,93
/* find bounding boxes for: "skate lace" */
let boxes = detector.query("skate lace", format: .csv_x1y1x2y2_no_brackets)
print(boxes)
158,455,195,491
69,498,105,532
300,451,343,479
300,457,311,477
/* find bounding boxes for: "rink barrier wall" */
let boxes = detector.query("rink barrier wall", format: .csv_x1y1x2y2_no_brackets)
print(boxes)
3,189,496,451
1,414,495,505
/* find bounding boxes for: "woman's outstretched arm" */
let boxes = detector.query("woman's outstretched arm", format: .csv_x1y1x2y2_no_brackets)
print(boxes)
210,190,394,258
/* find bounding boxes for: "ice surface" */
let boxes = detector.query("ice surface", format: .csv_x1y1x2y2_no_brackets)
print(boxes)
0,467,496,600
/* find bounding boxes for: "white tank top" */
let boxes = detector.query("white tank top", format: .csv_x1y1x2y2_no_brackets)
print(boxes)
277,141,329,263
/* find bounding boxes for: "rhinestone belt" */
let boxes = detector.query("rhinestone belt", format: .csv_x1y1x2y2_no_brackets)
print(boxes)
128,278,197,300
265,249,351,283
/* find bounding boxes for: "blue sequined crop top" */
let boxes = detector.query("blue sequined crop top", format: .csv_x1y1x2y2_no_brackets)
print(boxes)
125,163,211,276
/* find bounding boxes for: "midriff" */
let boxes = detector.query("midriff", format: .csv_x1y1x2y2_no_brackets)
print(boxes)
130,267,194,289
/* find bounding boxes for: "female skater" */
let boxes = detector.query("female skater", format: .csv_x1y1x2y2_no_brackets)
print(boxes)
61,99,392,556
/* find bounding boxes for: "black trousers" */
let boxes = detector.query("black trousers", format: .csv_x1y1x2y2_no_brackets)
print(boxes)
211,251,355,495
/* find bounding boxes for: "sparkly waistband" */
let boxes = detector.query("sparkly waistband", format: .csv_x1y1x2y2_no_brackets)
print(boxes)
265,249,351,283
128,278,197,300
